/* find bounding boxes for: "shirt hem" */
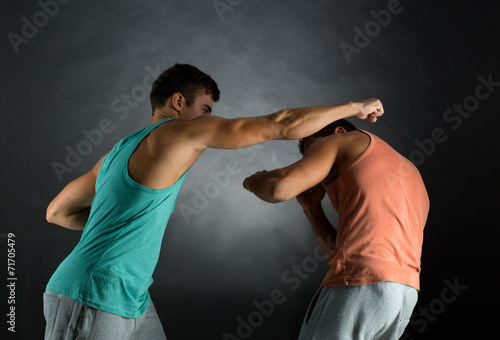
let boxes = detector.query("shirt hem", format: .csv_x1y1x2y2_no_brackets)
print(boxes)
45,285,149,319
321,275,420,291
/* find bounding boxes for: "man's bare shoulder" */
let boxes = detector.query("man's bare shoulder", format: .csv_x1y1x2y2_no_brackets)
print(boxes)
145,116,228,156
305,133,347,154
154,115,226,136
322,130,370,147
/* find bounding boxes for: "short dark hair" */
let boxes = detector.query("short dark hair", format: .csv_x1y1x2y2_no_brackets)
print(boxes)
298,119,357,154
150,63,220,113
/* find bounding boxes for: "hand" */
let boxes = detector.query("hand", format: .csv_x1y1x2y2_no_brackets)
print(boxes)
296,184,326,210
354,98,384,122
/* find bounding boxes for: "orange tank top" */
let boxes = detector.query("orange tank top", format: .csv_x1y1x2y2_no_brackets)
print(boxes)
322,130,429,290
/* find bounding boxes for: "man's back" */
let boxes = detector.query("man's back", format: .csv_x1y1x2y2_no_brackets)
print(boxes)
46,118,188,318
127,118,201,189
322,130,430,290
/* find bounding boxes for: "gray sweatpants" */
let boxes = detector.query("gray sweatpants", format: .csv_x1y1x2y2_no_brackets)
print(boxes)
43,291,167,340
298,281,418,340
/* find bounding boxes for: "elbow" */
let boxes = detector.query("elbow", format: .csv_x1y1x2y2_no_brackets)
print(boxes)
46,207,55,224
46,201,59,224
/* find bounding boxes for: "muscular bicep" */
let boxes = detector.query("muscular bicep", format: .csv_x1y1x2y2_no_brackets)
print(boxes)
177,114,282,150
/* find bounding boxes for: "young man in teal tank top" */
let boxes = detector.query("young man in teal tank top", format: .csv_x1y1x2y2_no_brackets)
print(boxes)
45,63,384,339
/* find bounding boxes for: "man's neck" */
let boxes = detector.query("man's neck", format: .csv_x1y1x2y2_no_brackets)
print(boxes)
149,109,179,125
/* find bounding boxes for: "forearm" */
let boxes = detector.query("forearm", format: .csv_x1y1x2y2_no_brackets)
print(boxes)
48,207,90,231
274,102,358,140
302,205,337,258
46,170,97,231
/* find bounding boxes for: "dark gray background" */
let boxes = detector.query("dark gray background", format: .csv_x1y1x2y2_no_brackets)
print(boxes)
1,0,499,339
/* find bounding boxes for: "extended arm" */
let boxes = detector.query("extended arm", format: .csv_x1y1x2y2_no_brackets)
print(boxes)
181,99,383,150
46,155,105,230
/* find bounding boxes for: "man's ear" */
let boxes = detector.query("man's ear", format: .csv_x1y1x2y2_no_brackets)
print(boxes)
171,92,184,112
334,126,347,134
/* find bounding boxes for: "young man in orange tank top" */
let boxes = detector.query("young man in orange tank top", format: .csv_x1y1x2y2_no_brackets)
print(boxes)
244,120,429,339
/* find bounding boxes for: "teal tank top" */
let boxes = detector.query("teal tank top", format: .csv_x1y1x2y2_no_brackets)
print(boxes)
47,118,189,318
